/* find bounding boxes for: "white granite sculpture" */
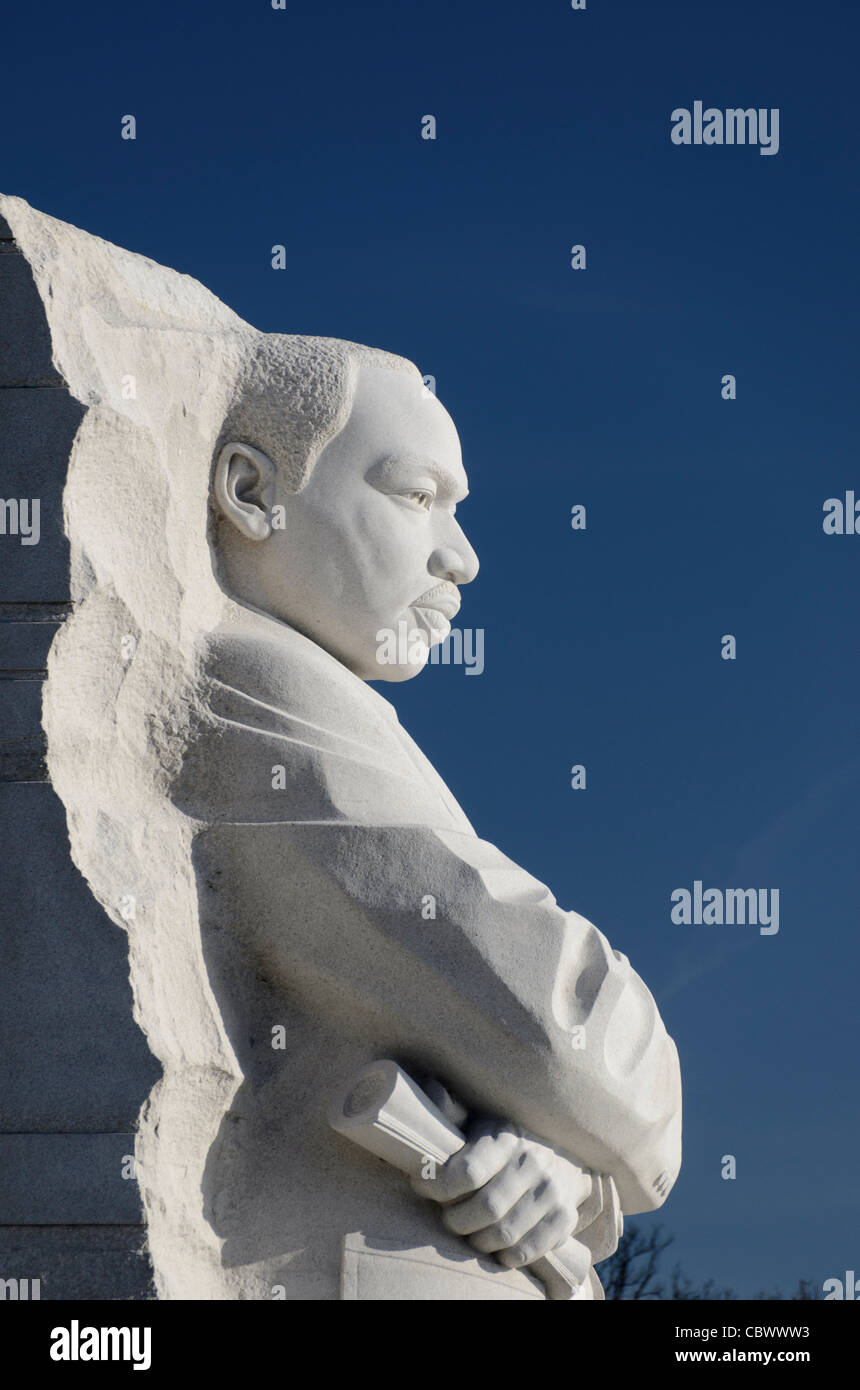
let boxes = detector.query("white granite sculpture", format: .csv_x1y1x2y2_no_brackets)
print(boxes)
1,193,682,1301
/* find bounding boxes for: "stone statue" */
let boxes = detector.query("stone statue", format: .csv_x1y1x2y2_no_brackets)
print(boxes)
1,193,681,1301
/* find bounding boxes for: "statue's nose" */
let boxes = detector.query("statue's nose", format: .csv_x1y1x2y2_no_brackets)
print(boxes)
429,541,479,586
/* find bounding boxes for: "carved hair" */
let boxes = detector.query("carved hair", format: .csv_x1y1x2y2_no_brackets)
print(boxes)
217,333,421,493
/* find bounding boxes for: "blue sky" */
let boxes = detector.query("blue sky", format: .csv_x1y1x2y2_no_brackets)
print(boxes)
3,0,858,1296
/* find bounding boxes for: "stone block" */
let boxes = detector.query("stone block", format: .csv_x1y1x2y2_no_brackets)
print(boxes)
0,1134,143,1224
0,675,42,741
0,620,58,672
0,251,63,385
0,387,83,600
0,1225,154,1300
0,783,160,1131
0,730,47,781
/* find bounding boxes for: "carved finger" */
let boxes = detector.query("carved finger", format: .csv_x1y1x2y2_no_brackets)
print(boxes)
494,1206,573,1268
441,1161,538,1237
411,1124,518,1202
465,1183,558,1253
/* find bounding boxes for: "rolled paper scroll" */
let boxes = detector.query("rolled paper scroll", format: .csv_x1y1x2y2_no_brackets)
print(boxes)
329,1059,594,1300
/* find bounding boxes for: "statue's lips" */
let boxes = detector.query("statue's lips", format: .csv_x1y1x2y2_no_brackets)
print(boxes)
411,605,452,641
410,585,460,621
409,587,459,645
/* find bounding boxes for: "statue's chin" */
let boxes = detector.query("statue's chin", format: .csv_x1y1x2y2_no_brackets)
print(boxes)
349,619,433,682
365,642,432,683
324,642,430,684
267,599,437,682
371,658,429,684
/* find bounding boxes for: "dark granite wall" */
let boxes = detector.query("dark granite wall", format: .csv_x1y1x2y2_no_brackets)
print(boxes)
0,212,160,1300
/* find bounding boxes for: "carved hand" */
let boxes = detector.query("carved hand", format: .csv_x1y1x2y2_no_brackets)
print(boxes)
410,1117,593,1269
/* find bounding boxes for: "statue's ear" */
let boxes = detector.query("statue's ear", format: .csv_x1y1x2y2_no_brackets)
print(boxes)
213,442,276,541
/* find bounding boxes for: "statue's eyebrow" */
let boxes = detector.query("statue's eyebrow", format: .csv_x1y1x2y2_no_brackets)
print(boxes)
369,453,468,503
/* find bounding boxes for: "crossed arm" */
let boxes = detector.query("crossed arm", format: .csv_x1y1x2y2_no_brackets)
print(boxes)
195,816,681,1242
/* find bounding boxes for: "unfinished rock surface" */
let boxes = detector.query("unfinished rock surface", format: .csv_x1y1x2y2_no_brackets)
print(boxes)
0,193,682,1300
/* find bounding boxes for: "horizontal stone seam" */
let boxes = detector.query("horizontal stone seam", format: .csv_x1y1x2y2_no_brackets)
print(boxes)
0,603,73,620
0,1217,146,1228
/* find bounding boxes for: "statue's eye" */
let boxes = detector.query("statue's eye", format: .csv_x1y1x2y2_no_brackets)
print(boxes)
404,489,434,510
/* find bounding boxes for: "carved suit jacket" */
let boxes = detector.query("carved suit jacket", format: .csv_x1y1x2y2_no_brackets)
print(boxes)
168,606,682,1301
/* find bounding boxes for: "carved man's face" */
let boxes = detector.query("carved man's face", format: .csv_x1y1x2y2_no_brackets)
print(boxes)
215,365,479,681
